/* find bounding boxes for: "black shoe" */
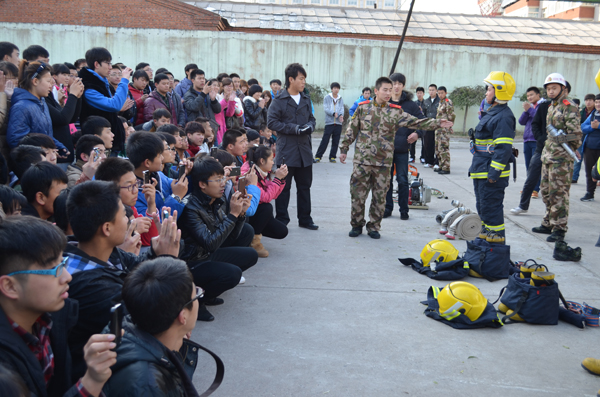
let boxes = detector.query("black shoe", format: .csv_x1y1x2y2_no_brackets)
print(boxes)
553,240,582,262
572,180,578,184
400,212,409,220
383,210,392,218
581,193,595,202
313,157,321,163
438,170,451,175
205,297,224,306
299,223,319,230
367,230,381,239
349,227,362,237
197,304,214,322
547,229,566,242
532,225,552,234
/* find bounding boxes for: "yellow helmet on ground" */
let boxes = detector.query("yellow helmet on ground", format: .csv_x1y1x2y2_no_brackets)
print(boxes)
437,281,487,321
420,239,459,266
483,71,516,101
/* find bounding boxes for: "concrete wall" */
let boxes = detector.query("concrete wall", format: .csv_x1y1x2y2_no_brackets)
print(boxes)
2,22,598,131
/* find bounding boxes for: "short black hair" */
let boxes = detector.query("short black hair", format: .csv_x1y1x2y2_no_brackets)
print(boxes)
82,116,111,136
53,188,71,233
20,162,68,204
375,77,393,90
195,117,210,125
0,185,27,216
416,87,425,93
229,73,240,79
158,132,176,146
185,121,205,136
126,131,164,169
122,257,194,335
135,62,150,71
222,129,244,151
190,156,224,191
211,149,235,167
22,45,49,62
74,58,87,69
429,84,438,89
190,69,205,80
156,124,180,136
67,181,121,243
270,79,282,86
573,98,580,106
438,86,447,93
132,69,149,82
0,61,19,78
526,86,540,95
8,145,45,179
154,73,169,85
155,68,168,75
389,73,406,85
51,63,70,76
96,157,135,184
0,42,18,60
217,73,229,82
247,78,259,86
75,135,104,162
153,108,171,121
85,47,112,71
0,216,66,276
585,94,596,101
330,82,340,90
284,63,306,89
64,62,76,70
19,133,55,149
362,87,371,94
185,63,198,74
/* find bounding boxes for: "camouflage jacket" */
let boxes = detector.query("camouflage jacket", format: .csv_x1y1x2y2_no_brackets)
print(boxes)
436,98,456,130
543,95,582,164
340,100,443,167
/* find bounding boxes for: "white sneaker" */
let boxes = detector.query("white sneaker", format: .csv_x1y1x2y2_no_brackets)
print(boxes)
424,164,432,168
510,207,527,215
433,165,440,171
239,276,246,284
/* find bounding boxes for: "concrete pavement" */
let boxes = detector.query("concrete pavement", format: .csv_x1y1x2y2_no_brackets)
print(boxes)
191,137,600,397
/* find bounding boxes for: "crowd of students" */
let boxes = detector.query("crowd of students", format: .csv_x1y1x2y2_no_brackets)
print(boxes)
0,40,297,396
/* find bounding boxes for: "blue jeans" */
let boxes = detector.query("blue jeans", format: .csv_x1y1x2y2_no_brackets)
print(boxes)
385,152,409,214
572,144,584,182
523,141,540,192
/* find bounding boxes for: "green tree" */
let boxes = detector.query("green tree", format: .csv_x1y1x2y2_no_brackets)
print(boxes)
448,85,486,132
305,83,328,104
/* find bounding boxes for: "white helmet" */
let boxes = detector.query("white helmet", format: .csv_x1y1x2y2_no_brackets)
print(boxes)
544,73,566,88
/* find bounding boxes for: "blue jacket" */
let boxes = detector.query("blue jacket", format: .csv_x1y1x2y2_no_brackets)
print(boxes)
83,69,129,113
7,88,66,150
135,171,185,220
174,77,192,102
582,110,600,151
349,95,369,117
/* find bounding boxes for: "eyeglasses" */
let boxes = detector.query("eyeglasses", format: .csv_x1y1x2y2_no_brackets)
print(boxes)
207,177,227,184
31,62,47,81
102,61,112,66
183,286,204,309
120,184,138,194
6,257,68,278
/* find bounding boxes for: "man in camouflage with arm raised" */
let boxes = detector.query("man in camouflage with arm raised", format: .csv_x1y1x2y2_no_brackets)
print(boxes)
434,86,456,174
339,77,454,239
532,73,582,243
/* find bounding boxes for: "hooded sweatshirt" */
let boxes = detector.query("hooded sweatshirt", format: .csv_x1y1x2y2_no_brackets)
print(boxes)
324,93,344,125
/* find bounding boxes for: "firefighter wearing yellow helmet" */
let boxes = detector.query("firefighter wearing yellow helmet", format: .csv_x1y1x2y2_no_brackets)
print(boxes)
468,72,516,244
531,73,582,243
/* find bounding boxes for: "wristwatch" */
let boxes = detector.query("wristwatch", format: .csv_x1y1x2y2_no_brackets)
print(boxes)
170,194,182,203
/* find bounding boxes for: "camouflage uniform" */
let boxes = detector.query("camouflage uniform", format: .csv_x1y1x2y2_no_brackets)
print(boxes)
540,96,582,232
435,98,456,172
340,100,443,232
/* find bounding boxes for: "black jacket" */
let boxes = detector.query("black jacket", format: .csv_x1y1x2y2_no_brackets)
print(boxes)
64,242,156,380
0,300,81,397
531,101,550,154
78,67,127,152
390,91,425,154
267,89,316,167
178,190,245,263
243,97,262,130
423,96,441,119
183,87,221,124
46,93,82,165
102,318,200,397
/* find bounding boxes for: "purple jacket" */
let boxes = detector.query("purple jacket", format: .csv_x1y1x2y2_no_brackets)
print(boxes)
518,101,543,142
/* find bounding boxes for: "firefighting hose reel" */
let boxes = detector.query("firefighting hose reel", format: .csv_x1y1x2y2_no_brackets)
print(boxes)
436,200,481,241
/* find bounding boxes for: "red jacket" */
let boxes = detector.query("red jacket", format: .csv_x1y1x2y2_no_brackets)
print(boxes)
241,162,285,204
132,206,159,247
128,84,146,126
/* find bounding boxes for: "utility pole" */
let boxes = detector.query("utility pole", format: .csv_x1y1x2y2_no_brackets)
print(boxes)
389,0,416,76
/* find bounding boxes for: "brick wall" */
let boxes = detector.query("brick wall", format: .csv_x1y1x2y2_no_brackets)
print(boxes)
0,0,226,31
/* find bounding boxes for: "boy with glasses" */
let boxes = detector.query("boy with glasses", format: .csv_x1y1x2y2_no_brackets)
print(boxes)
0,216,118,396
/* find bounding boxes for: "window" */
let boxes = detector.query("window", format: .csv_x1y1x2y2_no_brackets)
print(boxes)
366,0,375,5
311,0,320,4
330,0,339,4
384,0,394,7
347,0,357,4
292,0,302,3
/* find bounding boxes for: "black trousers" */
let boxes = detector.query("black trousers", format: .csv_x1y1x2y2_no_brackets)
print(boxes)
518,152,543,211
275,165,314,226
315,124,342,159
584,147,600,195
249,202,289,239
423,130,436,165
188,223,258,300
473,178,508,237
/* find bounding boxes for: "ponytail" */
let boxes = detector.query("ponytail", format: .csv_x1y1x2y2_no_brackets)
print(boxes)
246,145,271,167
18,60,51,91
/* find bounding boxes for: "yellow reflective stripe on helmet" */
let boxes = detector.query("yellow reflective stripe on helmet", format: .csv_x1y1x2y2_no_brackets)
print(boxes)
490,161,505,170
475,139,494,145
470,172,488,179
494,137,514,145
500,170,510,178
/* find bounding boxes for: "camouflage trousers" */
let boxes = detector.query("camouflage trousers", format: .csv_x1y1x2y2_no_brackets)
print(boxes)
435,129,450,171
350,163,392,232
540,158,574,232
